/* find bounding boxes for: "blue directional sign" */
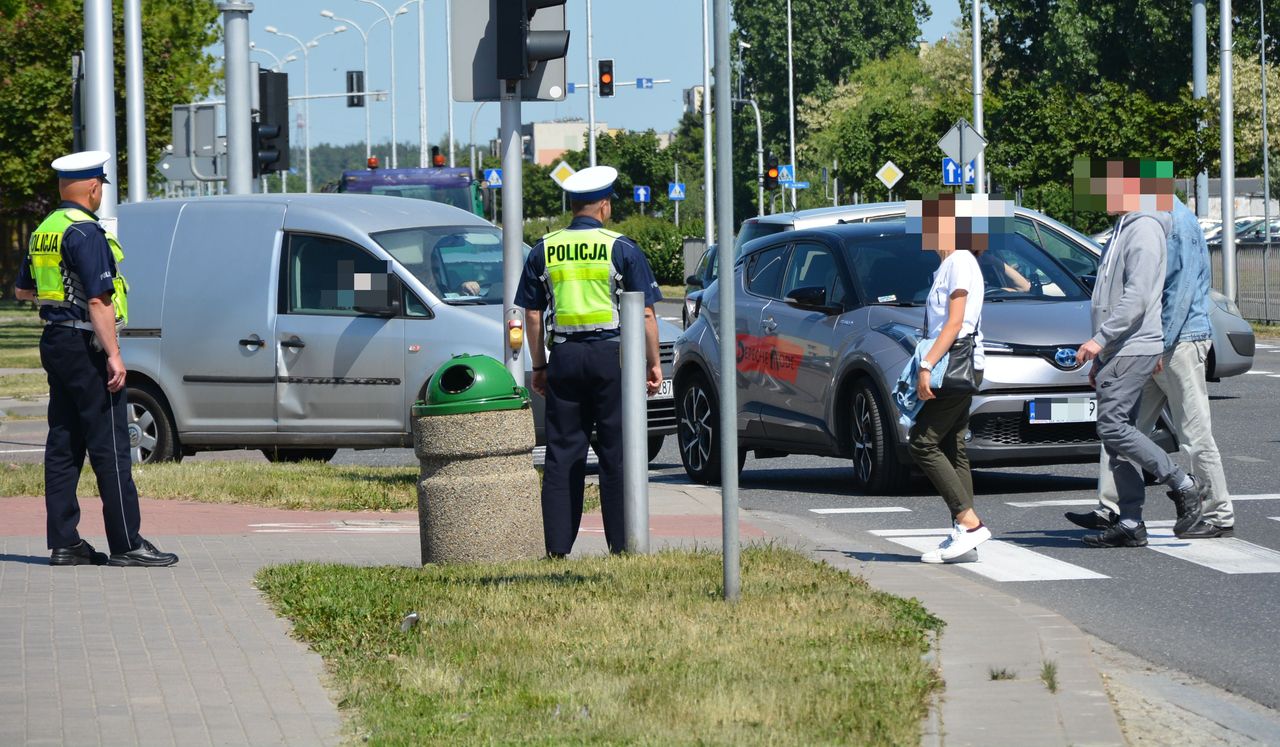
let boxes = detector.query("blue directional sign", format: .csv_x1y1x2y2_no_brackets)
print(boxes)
633,185,651,203
637,77,654,89
942,158,976,186
668,183,687,201
777,164,795,184
790,181,810,190
483,168,503,188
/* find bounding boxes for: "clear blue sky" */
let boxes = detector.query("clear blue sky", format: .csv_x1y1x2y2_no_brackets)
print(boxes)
239,2,960,153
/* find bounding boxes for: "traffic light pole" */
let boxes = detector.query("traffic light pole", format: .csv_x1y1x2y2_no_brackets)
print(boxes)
586,0,597,166
83,0,118,218
735,97,764,216
702,0,714,249
500,83,525,380
220,0,255,196
124,0,145,203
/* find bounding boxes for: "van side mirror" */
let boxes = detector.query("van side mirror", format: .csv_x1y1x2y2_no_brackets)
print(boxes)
785,285,838,314
356,273,403,317
686,274,704,288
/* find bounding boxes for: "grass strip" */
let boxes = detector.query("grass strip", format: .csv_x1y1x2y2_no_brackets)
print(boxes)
0,460,599,513
0,372,49,400
1252,321,1280,339
0,318,43,369
257,546,942,746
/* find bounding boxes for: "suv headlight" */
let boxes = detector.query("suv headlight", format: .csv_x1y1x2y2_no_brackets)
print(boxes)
1210,290,1241,317
875,322,923,354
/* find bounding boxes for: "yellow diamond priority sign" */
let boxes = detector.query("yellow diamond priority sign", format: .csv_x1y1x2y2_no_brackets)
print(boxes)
876,161,904,190
550,161,577,186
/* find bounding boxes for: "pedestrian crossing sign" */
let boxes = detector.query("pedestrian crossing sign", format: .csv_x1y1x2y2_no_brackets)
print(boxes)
668,183,686,201
483,168,503,188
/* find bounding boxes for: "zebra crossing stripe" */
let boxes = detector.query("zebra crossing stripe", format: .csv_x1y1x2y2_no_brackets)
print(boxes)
810,507,912,514
870,528,1109,582
1144,520,1280,574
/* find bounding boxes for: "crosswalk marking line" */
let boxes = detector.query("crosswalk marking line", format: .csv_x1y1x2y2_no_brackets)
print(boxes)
1144,522,1280,574
870,532,1109,582
1005,499,1099,508
871,527,956,537
1244,370,1275,375
810,507,912,514
1231,494,1280,501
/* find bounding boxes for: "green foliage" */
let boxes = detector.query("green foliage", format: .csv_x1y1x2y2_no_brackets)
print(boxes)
612,215,686,285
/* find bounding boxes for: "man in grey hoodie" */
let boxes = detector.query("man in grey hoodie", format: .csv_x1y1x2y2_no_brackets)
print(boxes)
1074,160,1207,547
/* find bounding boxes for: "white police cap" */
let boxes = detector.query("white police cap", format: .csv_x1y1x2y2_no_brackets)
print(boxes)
51,150,111,182
561,165,618,202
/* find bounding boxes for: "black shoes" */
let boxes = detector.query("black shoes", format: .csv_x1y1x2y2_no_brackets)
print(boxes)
50,540,108,566
1168,478,1208,537
108,538,179,567
1065,509,1118,531
1178,521,1235,539
1083,523,1149,548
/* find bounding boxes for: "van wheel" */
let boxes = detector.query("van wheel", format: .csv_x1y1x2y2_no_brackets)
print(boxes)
127,384,180,465
261,448,338,463
849,380,909,494
676,372,745,484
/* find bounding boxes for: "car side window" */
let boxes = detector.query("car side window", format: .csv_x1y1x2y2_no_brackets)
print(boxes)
780,241,842,304
285,233,391,316
1034,222,1100,277
745,244,790,299
403,287,431,318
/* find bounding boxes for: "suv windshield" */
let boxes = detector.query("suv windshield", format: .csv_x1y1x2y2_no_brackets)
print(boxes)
844,232,1089,306
734,220,787,256
372,225,507,305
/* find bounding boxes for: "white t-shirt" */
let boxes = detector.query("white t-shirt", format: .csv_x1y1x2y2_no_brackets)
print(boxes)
926,249,985,369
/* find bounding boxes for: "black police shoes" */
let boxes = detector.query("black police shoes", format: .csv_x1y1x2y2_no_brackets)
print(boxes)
108,537,179,567
1082,523,1149,548
50,540,108,566
1178,521,1235,539
1065,508,1118,531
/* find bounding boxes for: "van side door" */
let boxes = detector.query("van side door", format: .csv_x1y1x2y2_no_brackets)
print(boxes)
274,233,406,439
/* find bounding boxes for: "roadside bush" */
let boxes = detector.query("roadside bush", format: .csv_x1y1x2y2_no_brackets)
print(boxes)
521,214,693,285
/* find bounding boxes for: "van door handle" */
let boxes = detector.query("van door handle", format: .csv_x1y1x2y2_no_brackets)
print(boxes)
238,336,263,348
761,318,778,333
280,337,306,349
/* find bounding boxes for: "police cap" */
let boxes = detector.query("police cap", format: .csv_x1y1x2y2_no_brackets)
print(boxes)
561,165,618,203
51,151,111,183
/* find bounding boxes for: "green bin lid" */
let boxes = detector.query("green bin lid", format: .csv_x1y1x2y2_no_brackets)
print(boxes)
412,354,530,416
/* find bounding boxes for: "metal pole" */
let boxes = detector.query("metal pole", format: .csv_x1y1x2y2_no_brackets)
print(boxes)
390,16,399,168
84,0,118,218
674,161,680,227
701,0,714,248
417,0,427,167
1264,0,1273,321
713,0,739,603
620,291,650,554
972,0,985,194
833,159,839,206
445,0,455,166
1222,0,1238,300
786,0,797,210
304,44,313,190
364,33,372,160
469,101,487,180
1194,0,1209,217
500,84,524,379
586,0,597,166
124,0,145,203
221,1,254,195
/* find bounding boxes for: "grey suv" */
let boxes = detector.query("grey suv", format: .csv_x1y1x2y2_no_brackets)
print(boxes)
673,220,1176,492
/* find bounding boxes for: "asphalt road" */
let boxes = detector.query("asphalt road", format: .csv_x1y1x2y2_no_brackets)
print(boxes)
645,336,1280,710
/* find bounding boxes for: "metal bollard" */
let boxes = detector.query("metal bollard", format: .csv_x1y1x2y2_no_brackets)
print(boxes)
620,291,650,553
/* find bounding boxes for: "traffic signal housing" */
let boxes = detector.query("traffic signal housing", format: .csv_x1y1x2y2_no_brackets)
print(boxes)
764,152,779,190
254,70,289,177
495,0,570,82
598,58,614,97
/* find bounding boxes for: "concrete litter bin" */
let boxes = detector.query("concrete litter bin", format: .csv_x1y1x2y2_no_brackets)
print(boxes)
412,354,543,564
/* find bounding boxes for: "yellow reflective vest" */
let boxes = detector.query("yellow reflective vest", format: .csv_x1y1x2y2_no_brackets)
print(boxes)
539,226,623,335
27,208,129,326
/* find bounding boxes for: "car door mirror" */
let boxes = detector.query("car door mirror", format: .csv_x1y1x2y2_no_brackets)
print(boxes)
356,273,403,317
785,285,838,314
686,274,704,288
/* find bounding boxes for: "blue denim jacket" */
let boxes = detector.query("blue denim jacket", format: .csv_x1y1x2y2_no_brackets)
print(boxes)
1162,199,1213,348
894,339,952,428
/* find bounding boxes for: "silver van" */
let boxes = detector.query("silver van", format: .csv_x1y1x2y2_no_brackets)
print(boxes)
117,194,676,464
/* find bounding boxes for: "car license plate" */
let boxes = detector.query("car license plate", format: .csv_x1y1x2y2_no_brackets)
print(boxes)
1027,397,1096,424
649,379,674,400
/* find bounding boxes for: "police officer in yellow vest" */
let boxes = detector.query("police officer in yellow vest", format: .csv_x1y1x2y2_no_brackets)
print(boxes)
515,166,663,557
14,151,178,567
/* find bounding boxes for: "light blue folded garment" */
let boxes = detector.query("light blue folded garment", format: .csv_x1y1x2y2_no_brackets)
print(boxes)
894,339,951,428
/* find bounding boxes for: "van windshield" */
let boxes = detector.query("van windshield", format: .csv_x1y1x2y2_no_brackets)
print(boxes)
372,226,511,305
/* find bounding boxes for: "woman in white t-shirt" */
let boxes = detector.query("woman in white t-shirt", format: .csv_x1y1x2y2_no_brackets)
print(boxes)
909,197,992,563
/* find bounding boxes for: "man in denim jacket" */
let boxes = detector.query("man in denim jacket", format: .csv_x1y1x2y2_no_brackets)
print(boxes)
1067,197,1235,538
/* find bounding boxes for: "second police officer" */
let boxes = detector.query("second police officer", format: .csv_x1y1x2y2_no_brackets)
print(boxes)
515,165,663,558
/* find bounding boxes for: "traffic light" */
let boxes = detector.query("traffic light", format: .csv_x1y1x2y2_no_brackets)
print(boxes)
598,58,614,97
764,152,779,190
431,146,445,167
254,70,289,177
346,70,365,108
495,0,570,82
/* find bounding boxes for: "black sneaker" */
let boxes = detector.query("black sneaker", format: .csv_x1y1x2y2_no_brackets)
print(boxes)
1177,521,1235,539
1168,478,1207,537
1065,508,1118,531
50,540,108,566
1082,523,1149,548
107,537,179,567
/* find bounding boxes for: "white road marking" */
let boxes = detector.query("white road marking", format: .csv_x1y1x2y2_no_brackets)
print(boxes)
1005,498,1099,508
1144,520,1280,574
1231,494,1280,501
1269,375,1280,379
870,528,1109,582
1245,370,1275,375
0,448,44,454
810,507,912,514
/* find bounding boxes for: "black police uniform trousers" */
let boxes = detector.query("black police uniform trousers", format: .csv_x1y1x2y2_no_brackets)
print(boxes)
40,325,142,555
542,337,625,555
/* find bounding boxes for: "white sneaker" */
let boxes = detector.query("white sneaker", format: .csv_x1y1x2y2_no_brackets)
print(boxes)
921,523,966,564
940,524,992,560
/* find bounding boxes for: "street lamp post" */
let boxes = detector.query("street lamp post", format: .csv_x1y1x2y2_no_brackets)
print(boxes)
358,0,412,168
321,10,375,159
266,25,346,192
701,0,714,248
786,0,797,210
417,0,427,166
444,0,455,165
586,0,597,166
250,43,297,72
469,101,488,180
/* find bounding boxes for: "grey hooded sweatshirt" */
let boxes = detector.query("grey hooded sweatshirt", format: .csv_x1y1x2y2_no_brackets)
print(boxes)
1089,210,1171,360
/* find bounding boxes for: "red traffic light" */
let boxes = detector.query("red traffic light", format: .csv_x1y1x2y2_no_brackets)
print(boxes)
767,167,779,178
